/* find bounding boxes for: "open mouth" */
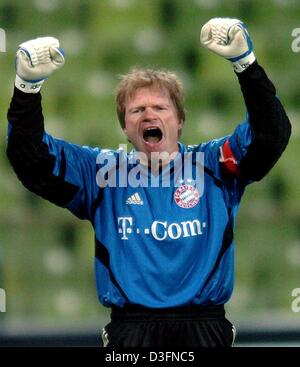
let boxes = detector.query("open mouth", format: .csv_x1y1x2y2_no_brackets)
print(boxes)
142,127,163,144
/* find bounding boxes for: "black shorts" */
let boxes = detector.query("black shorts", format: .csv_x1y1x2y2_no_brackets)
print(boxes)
100,304,236,347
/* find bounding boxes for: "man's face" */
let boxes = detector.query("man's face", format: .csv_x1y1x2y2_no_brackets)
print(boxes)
123,87,183,161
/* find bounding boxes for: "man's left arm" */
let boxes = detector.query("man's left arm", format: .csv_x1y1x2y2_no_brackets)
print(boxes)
235,61,291,181
200,18,291,182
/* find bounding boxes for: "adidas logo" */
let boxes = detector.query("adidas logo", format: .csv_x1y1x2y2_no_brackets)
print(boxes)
126,193,143,205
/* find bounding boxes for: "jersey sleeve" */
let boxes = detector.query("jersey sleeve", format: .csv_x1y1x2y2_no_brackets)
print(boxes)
230,62,291,182
6,87,101,221
194,127,247,184
198,62,291,185
43,133,101,220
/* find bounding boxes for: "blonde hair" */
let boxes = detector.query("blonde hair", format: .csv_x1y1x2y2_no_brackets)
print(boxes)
115,68,185,129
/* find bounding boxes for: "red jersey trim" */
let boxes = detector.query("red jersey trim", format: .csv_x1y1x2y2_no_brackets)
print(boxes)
219,139,241,178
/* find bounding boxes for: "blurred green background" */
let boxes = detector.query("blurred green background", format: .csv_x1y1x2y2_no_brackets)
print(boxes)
0,0,300,333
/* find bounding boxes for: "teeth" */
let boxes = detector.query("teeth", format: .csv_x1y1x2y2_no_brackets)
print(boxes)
146,127,159,131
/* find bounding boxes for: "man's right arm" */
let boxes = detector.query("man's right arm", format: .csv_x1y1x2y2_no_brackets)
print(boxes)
7,37,102,220
7,87,80,208
7,86,102,220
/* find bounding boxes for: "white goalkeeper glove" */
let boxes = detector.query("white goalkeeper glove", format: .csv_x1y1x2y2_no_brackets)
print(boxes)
200,18,255,73
15,36,65,93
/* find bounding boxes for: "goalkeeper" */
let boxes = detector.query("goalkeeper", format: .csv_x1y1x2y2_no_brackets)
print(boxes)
6,18,291,347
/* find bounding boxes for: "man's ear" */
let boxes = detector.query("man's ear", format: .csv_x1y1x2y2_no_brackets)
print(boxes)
122,127,132,143
177,119,184,138
178,119,184,129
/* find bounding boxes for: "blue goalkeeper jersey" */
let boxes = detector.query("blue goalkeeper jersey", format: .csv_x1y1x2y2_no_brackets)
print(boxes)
39,118,253,309
7,63,291,310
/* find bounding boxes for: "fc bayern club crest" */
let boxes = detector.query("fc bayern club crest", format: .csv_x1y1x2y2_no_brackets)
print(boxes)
174,184,200,209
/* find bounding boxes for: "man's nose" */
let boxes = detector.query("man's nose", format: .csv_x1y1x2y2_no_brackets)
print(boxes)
142,107,157,121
